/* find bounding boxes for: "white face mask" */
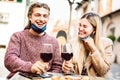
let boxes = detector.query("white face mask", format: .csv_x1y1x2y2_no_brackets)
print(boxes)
80,33,95,41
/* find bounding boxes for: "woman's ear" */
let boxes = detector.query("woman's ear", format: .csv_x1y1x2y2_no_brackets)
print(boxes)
92,30,96,35
90,30,96,38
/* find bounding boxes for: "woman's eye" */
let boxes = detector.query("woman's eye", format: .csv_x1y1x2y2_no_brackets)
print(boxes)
83,25,87,28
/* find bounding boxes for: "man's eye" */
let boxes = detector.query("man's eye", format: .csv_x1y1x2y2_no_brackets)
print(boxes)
43,15,48,18
35,14,41,17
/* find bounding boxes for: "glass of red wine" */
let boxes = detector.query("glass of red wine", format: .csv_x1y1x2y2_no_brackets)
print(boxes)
40,44,53,78
61,43,73,75
40,44,53,62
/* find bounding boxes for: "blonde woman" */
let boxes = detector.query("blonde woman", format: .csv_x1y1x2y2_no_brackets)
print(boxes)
62,12,113,77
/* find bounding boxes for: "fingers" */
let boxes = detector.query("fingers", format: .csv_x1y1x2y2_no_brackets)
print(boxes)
62,60,73,73
31,61,49,74
34,64,43,74
37,61,49,71
36,63,45,74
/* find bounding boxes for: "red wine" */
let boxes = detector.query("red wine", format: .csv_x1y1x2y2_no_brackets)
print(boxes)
40,53,52,62
61,52,73,61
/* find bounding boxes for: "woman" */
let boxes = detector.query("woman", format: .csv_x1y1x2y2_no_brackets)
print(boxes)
4,2,62,79
62,12,113,77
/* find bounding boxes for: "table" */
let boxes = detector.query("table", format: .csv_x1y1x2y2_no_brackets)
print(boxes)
9,72,106,80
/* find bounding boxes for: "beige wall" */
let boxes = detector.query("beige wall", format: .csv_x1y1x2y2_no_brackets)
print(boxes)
98,0,112,16
0,1,26,46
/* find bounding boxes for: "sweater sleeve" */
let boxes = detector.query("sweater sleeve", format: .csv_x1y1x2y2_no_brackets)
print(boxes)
90,38,113,76
4,33,33,73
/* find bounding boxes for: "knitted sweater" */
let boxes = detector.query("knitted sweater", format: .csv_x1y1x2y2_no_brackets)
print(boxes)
4,30,62,79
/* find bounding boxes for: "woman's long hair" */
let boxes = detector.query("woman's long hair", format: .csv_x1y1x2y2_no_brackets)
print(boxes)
24,2,50,30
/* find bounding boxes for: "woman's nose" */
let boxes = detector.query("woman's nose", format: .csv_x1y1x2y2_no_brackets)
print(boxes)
79,26,84,30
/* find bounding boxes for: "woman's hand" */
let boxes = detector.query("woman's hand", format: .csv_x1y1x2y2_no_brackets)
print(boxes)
84,37,97,52
31,61,49,74
62,60,73,73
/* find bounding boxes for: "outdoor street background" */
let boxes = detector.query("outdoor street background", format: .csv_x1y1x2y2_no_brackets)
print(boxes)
0,0,120,80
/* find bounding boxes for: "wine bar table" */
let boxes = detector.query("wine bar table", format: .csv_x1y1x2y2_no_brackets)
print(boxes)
9,72,106,80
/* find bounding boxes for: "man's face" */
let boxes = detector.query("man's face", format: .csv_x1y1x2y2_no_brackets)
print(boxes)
29,7,49,28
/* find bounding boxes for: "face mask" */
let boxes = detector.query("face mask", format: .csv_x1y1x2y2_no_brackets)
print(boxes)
30,24,46,34
80,33,95,41
81,35,91,41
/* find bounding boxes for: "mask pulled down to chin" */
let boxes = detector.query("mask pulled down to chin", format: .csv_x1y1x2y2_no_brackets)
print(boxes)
30,24,46,34
78,32,95,41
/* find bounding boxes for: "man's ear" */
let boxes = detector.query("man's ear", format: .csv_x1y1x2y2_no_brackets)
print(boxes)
28,16,32,20
29,18,31,21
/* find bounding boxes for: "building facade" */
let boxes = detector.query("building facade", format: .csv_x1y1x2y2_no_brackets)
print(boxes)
75,0,120,63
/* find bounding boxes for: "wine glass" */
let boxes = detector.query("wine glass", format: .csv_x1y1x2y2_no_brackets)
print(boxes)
61,43,73,61
61,43,73,75
40,44,53,62
40,43,53,78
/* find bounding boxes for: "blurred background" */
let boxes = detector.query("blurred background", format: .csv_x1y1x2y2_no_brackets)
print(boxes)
0,0,120,79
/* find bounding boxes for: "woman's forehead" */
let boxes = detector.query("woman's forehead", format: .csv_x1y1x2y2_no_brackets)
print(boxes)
79,18,91,25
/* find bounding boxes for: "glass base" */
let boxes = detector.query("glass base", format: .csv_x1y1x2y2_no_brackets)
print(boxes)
39,73,52,78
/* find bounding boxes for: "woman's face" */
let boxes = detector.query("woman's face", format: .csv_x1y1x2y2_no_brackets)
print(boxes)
78,18,95,38
29,7,49,28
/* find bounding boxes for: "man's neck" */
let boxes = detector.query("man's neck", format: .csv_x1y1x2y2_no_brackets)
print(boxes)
29,29,45,36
